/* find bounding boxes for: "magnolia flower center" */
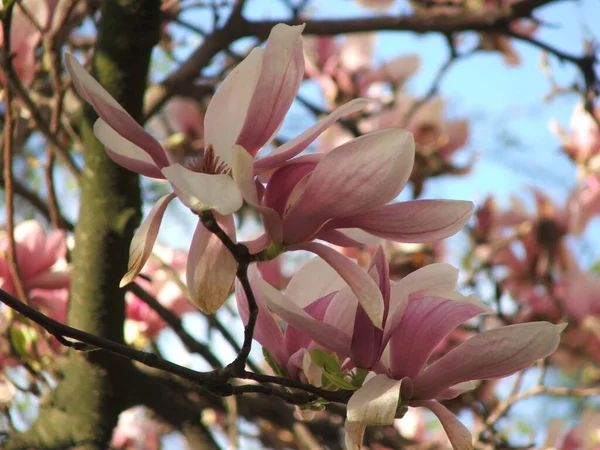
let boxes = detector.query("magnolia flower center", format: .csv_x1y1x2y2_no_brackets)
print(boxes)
184,145,230,175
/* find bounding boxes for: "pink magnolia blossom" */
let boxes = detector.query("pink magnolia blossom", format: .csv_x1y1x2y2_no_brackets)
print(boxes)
111,406,163,450
65,23,368,314
0,221,69,321
0,0,57,85
545,410,600,450
125,247,195,337
236,127,473,326
305,34,419,106
247,246,562,449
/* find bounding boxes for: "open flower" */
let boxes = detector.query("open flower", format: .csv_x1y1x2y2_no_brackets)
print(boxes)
236,127,473,326
345,318,564,450
65,23,369,314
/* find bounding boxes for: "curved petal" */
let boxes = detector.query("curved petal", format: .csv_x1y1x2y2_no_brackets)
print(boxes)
386,263,461,335
352,246,390,369
186,217,238,314
254,98,369,173
282,129,415,244
120,193,176,287
162,164,243,215
345,422,366,450
412,322,566,400
204,48,263,164
287,242,384,329
64,54,168,168
94,119,165,178
388,295,489,380
347,374,403,425
332,199,474,243
285,256,346,309
411,400,473,450
232,145,282,241
236,269,287,365
236,24,305,156
252,269,351,356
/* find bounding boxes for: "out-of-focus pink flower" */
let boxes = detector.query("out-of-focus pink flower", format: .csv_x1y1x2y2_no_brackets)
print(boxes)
0,221,69,321
0,0,57,85
111,406,163,450
568,175,600,235
126,247,195,337
545,410,600,450
551,103,600,173
304,34,419,106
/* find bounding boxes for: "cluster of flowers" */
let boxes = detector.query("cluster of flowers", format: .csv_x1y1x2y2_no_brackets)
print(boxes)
63,23,564,449
468,101,600,371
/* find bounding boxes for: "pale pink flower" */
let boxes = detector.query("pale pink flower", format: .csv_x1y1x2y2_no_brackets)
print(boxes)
111,406,163,450
238,128,473,326
545,410,600,450
354,0,396,10
0,220,69,292
65,24,367,314
550,103,600,175
0,0,57,85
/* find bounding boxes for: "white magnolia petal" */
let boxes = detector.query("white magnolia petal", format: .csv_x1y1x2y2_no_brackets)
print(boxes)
204,48,264,164
337,228,381,245
285,256,347,309
344,421,367,450
187,218,237,314
120,193,176,287
287,242,384,329
252,270,351,356
347,374,403,425
162,164,243,215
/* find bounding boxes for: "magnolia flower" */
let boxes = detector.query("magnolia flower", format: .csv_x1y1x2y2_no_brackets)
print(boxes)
235,127,473,326
0,0,57,85
345,321,564,450
65,23,368,314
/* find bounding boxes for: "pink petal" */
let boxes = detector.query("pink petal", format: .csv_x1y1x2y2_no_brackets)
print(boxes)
411,400,473,450
120,194,176,287
388,295,489,380
331,199,473,243
254,98,368,173
204,48,263,164
283,129,415,244
236,269,287,365
252,269,350,356
186,216,237,314
236,24,305,156
351,246,390,369
64,54,168,169
287,242,384,329
347,374,404,425
94,119,165,178
412,322,566,400
162,164,243,215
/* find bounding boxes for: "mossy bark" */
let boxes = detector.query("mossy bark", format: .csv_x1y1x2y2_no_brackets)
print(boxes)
5,1,161,448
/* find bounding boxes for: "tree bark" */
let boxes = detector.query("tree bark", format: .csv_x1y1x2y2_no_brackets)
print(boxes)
5,1,160,448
